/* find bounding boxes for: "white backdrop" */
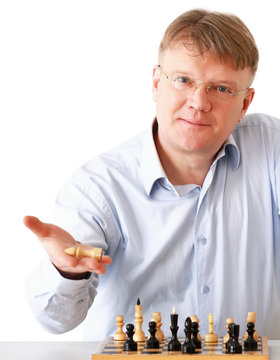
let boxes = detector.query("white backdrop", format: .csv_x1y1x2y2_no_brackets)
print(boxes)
0,0,279,341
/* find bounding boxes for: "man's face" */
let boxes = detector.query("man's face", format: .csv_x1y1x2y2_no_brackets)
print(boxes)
152,43,255,159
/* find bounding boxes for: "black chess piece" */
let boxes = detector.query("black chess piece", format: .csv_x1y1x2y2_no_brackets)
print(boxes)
146,321,160,349
192,321,202,349
168,319,181,351
244,322,258,350
182,317,196,354
123,323,137,351
226,323,242,354
225,322,234,351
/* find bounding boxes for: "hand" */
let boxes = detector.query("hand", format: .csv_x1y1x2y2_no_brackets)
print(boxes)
23,216,112,276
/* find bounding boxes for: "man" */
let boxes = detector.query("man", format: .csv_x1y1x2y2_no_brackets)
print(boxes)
24,9,280,340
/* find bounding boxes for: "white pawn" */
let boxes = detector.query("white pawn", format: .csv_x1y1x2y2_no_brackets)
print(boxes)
150,312,164,342
113,315,126,341
190,315,202,341
223,318,234,344
244,312,258,341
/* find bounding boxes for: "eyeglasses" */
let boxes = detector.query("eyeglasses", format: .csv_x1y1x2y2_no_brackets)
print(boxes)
157,65,249,103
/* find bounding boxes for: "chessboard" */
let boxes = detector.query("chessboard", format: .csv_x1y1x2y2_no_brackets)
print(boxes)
92,336,269,359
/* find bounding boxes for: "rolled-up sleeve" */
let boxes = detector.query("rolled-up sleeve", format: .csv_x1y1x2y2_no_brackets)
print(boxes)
26,258,99,333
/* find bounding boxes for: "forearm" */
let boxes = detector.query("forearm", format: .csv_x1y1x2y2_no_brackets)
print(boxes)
26,259,98,334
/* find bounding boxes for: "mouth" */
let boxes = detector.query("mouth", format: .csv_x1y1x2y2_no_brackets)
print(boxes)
178,118,210,127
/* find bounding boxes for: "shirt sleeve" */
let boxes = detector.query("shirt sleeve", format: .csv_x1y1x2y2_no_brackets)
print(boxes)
25,258,99,333
26,165,122,333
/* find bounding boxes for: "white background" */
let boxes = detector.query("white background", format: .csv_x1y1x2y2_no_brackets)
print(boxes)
0,0,279,341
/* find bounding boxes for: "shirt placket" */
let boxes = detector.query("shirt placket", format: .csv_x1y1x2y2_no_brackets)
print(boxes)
193,163,218,330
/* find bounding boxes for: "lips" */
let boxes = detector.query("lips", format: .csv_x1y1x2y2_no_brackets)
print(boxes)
178,117,210,126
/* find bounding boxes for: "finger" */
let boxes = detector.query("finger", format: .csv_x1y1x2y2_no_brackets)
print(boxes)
63,246,112,264
23,215,74,242
23,216,52,238
101,255,112,265
54,252,80,269
61,253,111,274
93,265,106,275
52,250,109,275
89,261,107,275
77,257,109,274
73,254,111,267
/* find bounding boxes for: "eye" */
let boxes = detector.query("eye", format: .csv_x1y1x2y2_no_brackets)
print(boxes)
216,85,231,94
176,76,190,84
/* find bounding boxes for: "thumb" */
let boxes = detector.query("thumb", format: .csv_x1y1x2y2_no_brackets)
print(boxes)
23,215,71,241
23,216,51,238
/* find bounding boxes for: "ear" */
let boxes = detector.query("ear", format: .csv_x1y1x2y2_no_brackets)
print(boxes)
238,88,255,123
152,66,161,102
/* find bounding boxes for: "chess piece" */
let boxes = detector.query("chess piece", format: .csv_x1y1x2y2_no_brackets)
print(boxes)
152,312,164,341
182,317,196,354
64,246,103,261
123,324,137,351
168,307,181,351
244,312,258,341
204,313,218,343
226,323,242,354
113,315,126,341
190,315,202,341
223,317,234,344
148,315,156,339
192,321,202,349
244,322,258,350
133,298,145,342
146,321,160,349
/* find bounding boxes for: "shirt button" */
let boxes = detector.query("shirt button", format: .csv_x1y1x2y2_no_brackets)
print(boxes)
199,236,207,245
78,299,84,304
203,286,210,294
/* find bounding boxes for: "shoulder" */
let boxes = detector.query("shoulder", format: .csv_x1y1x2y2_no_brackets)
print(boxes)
233,113,280,144
86,130,146,171
66,131,147,189
234,113,280,132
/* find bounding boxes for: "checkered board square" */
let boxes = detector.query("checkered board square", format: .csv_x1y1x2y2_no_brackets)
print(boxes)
92,336,269,359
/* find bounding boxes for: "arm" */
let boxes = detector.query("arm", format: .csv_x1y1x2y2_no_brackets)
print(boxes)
23,216,112,333
24,159,123,334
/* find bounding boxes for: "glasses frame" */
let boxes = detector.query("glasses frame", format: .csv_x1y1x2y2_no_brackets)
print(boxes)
157,65,249,98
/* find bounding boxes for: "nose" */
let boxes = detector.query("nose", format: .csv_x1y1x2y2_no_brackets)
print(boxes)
186,85,211,112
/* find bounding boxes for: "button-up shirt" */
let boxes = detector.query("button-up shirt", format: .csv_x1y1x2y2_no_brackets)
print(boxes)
26,113,280,340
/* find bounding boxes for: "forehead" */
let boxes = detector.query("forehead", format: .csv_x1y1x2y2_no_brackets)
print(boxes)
161,42,252,85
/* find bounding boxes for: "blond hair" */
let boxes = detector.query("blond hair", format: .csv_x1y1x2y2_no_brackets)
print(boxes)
159,9,259,75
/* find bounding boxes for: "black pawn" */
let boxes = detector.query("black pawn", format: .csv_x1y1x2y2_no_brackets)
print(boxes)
192,322,202,349
182,317,196,354
244,322,258,350
123,323,137,351
225,323,233,350
146,321,160,349
226,323,242,354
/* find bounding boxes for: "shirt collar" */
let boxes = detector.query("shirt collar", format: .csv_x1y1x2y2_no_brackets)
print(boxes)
215,135,240,170
140,119,168,196
140,119,240,196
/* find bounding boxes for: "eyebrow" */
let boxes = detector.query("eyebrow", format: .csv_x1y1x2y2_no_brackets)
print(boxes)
213,80,238,88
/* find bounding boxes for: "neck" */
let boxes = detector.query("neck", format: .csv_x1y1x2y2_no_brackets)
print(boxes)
154,133,216,187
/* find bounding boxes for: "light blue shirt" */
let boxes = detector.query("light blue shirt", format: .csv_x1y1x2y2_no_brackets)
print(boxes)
26,113,280,340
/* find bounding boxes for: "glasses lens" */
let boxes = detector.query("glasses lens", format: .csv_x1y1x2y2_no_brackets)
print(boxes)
207,86,232,102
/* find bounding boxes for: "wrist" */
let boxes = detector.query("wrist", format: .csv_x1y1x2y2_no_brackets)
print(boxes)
59,270,92,280
52,263,92,280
